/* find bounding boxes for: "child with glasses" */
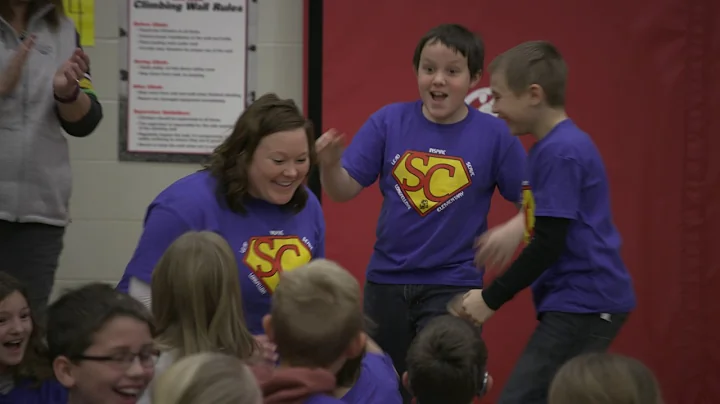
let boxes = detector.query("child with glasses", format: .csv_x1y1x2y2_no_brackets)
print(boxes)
0,272,66,403
47,283,157,404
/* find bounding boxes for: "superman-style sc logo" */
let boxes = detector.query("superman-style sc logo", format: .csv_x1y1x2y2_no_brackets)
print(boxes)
521,181,536,243
391,151,472,216
243,236,312,293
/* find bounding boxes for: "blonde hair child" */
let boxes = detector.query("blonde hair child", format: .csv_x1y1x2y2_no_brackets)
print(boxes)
139,231,257,404
152,352,261,404
549,353,664,404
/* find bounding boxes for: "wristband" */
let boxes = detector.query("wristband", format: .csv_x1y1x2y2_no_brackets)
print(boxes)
54,83,80,104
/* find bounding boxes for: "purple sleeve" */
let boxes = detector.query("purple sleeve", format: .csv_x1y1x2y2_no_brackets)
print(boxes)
495,129,527,204
315,226,325,258
532,154,582,219
341,111,386,187
315,210,326,259
369,353,399,381
123,205,193,285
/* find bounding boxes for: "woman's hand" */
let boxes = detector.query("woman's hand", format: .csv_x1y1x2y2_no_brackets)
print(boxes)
0,35,35,96
53,48,89,99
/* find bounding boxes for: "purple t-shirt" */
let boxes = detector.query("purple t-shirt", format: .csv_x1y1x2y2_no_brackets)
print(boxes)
524,120,636,313
342,101,526,286
342,353,402,404
117,170,325,334
306,394,345,404
0,379,68,404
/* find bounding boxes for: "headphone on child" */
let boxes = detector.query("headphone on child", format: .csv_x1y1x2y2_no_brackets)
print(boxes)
474,365,489,397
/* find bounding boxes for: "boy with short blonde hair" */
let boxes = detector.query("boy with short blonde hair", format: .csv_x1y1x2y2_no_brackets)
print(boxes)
268,259,364,368
257,259,367,403
464,40,635,404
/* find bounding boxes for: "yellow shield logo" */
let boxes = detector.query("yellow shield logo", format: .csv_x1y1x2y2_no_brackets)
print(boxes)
522,183,536,244
391,151,471,216
243,236,312,293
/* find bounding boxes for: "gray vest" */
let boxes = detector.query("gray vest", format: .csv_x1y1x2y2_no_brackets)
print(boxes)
0,5,78,226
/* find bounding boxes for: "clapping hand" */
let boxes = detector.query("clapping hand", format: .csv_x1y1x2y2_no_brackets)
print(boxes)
0,35,35,96
53,48,89,99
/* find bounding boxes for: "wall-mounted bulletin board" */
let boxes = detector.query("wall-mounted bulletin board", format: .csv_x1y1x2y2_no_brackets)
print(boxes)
118,0,258,163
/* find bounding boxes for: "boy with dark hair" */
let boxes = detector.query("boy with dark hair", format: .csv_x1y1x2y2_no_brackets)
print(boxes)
334,333,402,404
47,283,157,404
464,40,636,404
403,315,491,404
316,23,527,401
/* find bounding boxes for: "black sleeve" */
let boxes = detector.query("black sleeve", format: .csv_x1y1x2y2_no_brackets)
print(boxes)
58,92,103,137
481,216,571,311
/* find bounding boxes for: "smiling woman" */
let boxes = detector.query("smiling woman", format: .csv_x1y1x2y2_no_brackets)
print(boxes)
116,93,326,338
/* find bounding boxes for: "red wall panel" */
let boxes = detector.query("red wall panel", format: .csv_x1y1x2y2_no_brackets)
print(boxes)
310,0,720,401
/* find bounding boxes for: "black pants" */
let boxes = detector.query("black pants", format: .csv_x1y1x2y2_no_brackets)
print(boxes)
498,311,629,404
0,220,65,323
363,281,475,404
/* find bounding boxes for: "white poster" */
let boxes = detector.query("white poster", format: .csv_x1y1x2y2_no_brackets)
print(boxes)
126,0,248,154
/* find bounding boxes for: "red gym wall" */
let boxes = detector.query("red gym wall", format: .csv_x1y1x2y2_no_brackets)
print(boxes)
305,0,720,402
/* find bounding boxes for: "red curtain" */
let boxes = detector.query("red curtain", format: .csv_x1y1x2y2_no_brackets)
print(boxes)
310,0,720,401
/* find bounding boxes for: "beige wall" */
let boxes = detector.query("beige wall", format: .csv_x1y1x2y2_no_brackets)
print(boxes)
52,0,304,300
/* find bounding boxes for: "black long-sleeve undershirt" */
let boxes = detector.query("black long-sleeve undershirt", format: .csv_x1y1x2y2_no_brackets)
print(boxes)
482,216,571,311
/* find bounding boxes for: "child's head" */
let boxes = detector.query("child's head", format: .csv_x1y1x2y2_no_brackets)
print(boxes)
413,23,484,124
152,231,256,360
404,315,490,404
549,353,664,404
0,272,48,380
48,283,156,404
152,352,262,404
488,40,568,135
263,259,365,371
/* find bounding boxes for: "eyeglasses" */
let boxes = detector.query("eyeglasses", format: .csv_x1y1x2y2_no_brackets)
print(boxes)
73,348,159,370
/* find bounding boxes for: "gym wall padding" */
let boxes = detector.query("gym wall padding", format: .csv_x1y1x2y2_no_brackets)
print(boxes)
305,0,720,401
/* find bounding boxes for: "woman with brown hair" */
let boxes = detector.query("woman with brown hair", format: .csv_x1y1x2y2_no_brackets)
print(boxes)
0,0,103,320
117,93,324,338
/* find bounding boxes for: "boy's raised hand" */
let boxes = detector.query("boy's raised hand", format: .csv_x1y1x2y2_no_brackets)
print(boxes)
315,129,346,167
474,214,525,272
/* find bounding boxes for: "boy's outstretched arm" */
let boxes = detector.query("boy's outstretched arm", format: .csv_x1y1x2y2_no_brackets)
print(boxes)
317,129,363,201
318,110,387,202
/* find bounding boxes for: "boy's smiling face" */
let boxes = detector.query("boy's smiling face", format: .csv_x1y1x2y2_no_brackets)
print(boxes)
416,40,480,124
55,316,155,404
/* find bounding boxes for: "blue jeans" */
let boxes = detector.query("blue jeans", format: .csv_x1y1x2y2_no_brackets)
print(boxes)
363,281,475,403
498,311,629,404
